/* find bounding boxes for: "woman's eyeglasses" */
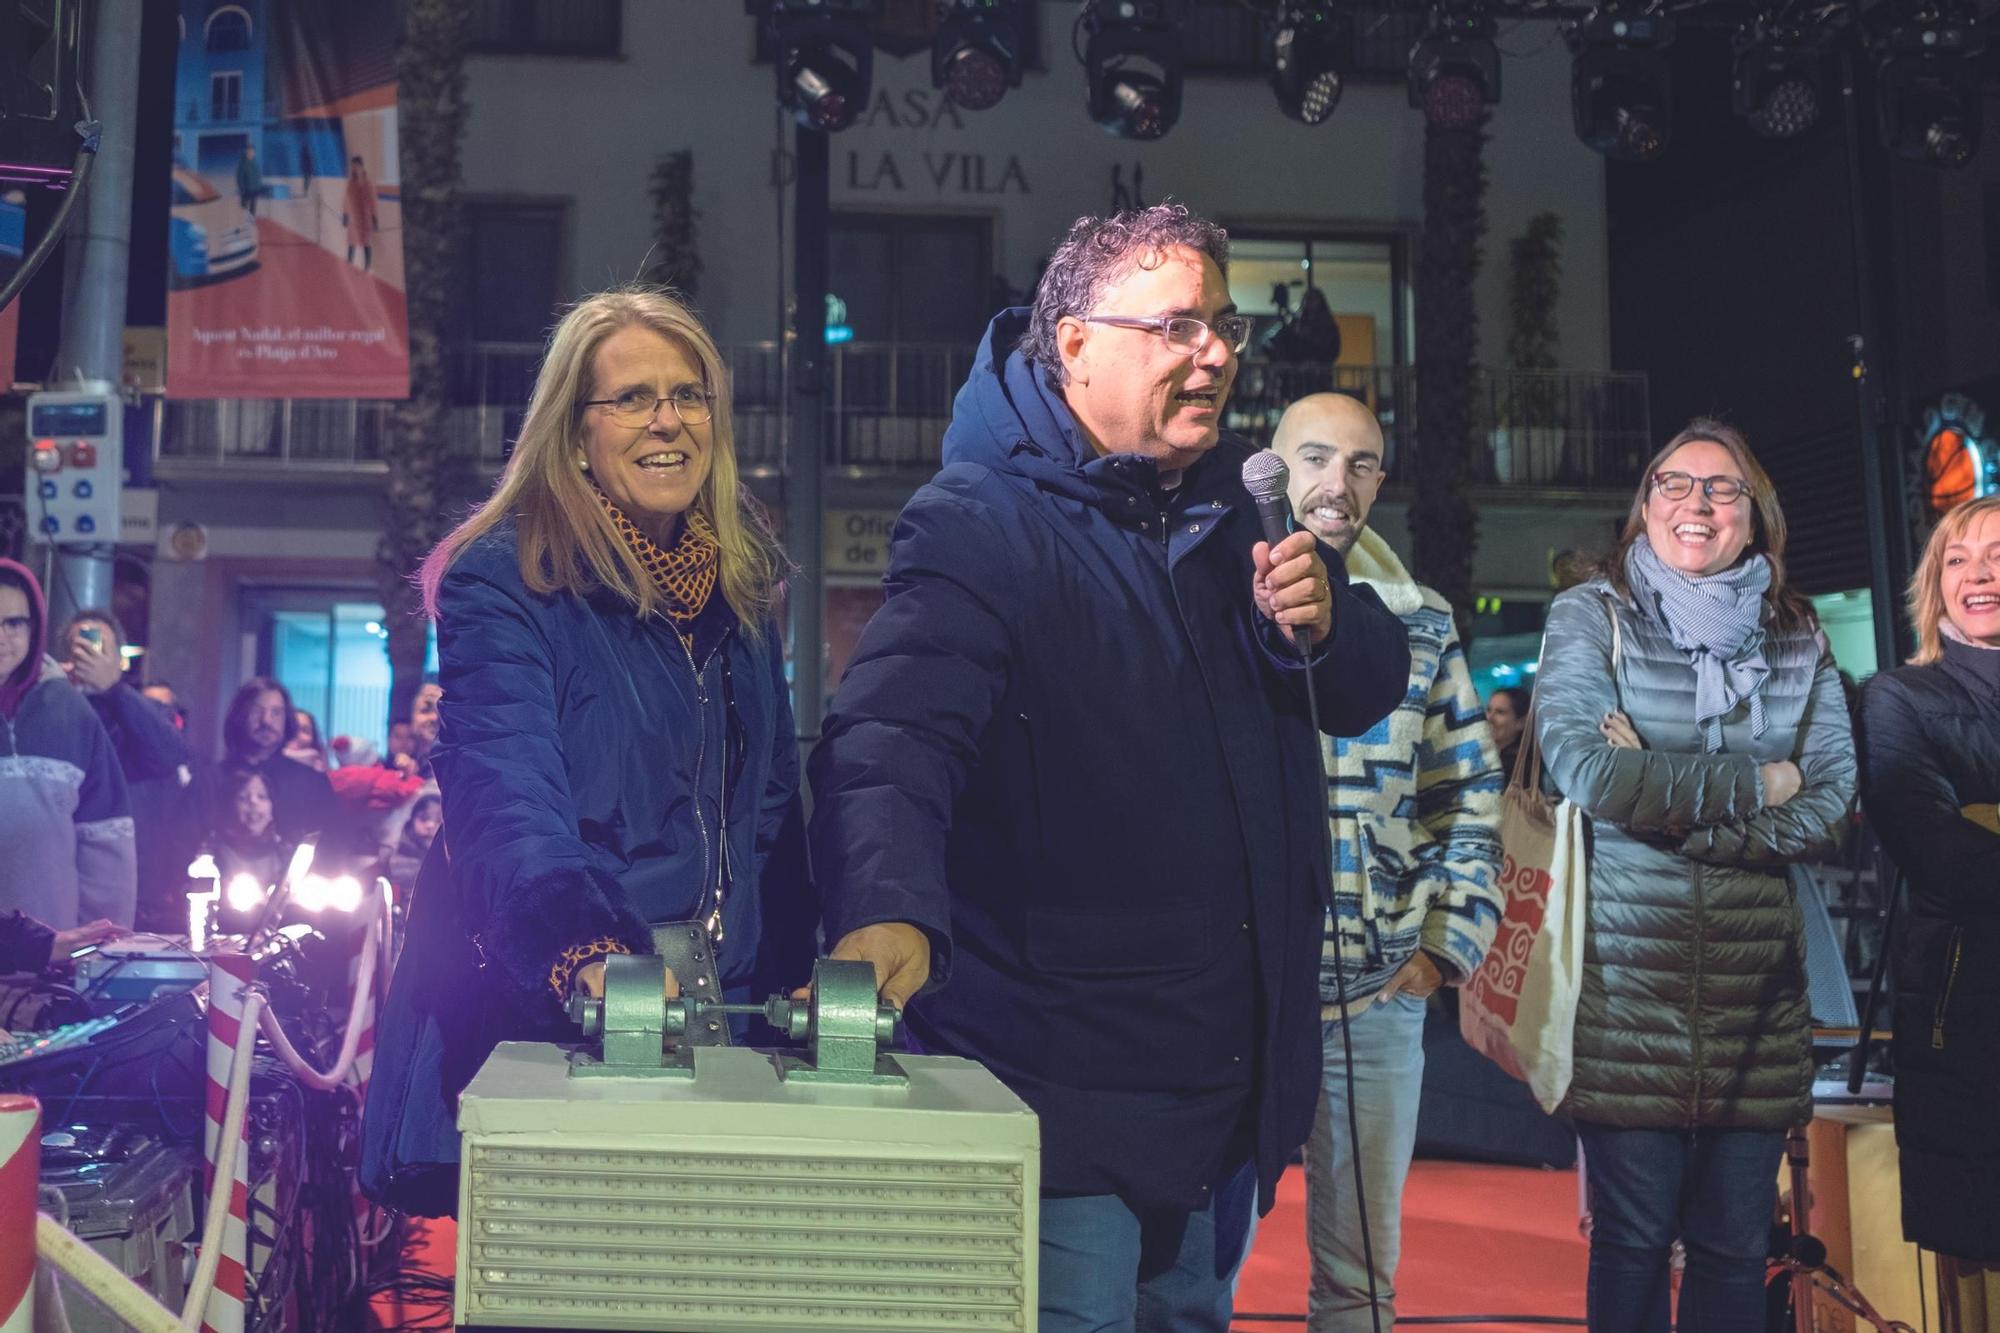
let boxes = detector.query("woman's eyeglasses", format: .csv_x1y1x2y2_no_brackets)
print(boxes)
1651,471,1747,504
584,384,715,427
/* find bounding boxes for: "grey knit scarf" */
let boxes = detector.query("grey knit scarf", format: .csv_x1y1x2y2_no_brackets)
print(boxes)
1626,536,1772,753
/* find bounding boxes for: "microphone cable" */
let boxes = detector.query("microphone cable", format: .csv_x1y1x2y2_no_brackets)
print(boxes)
1288,612,1385,1333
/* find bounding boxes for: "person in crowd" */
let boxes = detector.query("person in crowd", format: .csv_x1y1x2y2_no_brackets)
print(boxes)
360,285,814,1217
235,144,262,218
0,912,123,977
0,561,136,929
1533,419,1856,1331
384,719,418,774
325,736,424,872
284,708,329,773
1269,393,1504,1331
58,610,197,933
1485,685,1531,778
387,793,441,893
206,677,341,851
343,156,377,270
141,680,178,713
1859,494,2000,1322
202,767,290,895
808,204,1410,1329
1267,285,1342,366
407,683,442,774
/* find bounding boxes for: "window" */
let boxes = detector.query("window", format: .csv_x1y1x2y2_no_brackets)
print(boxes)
468,0,620,56
254,595,438,757
447,198,566,405
828,213,993,346
205,7,251,53
210,72,242,122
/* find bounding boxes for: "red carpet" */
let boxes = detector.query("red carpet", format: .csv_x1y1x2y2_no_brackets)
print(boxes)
1234,1161,1588,1331
374,1161,1586,1331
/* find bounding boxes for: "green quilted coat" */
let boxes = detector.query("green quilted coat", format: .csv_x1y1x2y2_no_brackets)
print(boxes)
1534,577,1857,1131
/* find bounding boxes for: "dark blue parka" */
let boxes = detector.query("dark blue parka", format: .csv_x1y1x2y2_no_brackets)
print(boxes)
808,310,1411,1211
360,520,814,1217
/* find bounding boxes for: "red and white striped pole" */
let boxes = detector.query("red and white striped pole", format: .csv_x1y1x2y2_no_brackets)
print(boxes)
0,1094,38,1333
203,954,254,1333
346,895,380,1244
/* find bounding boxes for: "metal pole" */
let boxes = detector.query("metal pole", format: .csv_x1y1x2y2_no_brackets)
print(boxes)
1839,48,1912,671
48,0,144,629
789,126,830,740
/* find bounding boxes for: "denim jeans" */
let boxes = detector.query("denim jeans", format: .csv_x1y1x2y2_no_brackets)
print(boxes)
1039,1157,1258,1333
1575,1121,1785,1333
1298,991,1428,1333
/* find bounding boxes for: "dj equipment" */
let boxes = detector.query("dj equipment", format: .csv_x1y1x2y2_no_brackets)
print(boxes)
36,1122,198,1331
73,936,210,1006
456,949,1040,1331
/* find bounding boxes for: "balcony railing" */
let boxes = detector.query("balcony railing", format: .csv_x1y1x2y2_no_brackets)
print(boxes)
154,341,1651,493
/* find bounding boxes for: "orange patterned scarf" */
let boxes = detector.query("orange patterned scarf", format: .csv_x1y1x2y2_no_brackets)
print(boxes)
595,489,721,639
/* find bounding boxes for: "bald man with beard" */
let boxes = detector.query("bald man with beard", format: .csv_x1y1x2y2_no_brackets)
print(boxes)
1267,393,1506,1332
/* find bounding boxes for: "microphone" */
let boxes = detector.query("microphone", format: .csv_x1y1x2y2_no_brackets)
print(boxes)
1240,451,1293,549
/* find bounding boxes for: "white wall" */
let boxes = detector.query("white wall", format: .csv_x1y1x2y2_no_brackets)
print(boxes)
459,3,1612,371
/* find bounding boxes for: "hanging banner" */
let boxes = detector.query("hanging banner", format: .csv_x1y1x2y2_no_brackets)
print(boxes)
0,188,21,385
166,0,408,399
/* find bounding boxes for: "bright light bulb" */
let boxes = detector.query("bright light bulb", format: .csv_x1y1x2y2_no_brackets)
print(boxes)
226,873,267,913
328,876,363,913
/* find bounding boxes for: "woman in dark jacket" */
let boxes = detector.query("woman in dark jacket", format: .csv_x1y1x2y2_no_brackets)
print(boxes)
1534,420,1856,1332
1860,494,2000,1324
359,286,814,1217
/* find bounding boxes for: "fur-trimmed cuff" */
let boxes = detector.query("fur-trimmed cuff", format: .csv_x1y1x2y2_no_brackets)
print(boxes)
477,864,653,1012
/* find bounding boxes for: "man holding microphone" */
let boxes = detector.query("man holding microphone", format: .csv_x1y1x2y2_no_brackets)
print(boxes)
808,204,1410,1330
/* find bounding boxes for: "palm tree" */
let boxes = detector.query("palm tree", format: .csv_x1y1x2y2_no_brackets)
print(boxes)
1410,109,1490,644
378,0,472,731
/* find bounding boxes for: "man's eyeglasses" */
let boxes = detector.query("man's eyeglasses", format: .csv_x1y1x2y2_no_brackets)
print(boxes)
0,616,31,636
1083,313,1252,357
583,384,715,428
1651,471,1748,505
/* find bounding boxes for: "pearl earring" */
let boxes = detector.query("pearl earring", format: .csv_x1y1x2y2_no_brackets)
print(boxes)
576,455,590,472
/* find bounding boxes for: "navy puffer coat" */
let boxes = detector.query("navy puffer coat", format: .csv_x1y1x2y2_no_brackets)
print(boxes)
359,520,814,1216
808,309,1411,1211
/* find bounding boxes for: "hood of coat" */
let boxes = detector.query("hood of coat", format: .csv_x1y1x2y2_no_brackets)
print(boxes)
1341,526,1427,618
941,308,1247,518
0,557,48,720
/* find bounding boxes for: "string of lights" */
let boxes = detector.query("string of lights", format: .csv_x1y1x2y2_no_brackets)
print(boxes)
747,0,1988,165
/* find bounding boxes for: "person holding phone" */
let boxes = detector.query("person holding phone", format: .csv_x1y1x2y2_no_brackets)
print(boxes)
60,610,195,934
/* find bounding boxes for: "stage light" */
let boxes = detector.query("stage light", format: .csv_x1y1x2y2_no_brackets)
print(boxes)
1872,9,1983,167
1407,7,1501,129
1567,8,1677,161
1082,0,1186,141
770,0,876,133
1271,3,1351,125
1731,20,1824,139
933,0,1023,111
226,873,267,914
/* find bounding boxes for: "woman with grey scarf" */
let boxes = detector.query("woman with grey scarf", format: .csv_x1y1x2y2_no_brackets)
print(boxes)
1533,419,1856,1332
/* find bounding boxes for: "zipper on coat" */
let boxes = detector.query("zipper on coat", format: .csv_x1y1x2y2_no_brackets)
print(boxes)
1932,926,1964,1050
677,630,726,953
1688,861,1705,1127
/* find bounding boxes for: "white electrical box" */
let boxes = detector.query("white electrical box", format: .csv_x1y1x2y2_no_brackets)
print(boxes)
26,382,123,546
456,1042,1041,1331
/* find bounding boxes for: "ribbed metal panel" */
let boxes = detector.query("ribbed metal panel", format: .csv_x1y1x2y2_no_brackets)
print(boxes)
460,1143,1031,1330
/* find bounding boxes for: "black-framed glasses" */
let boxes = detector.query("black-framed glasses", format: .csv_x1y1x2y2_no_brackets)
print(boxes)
1083,313,1252,356
1652,471,1748,504
583,383,715,428
0,615,30,636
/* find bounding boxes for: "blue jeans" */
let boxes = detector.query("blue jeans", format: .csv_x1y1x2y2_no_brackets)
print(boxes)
1301,991,1428,1333
1575,1121,1785,1333
1039,1158,1258,1333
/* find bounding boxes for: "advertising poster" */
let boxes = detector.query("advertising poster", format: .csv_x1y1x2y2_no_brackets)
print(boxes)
0,188,21,384
166,0,408,398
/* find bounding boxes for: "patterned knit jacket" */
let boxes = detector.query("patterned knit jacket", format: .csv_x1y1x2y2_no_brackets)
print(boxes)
1319,527,1505,1004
